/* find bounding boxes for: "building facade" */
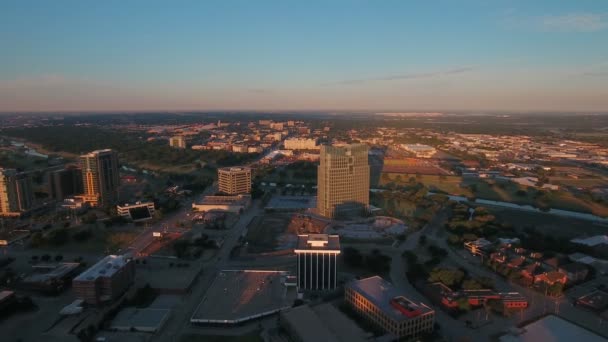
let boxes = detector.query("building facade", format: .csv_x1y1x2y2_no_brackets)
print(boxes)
116,201,155,222
317,144,370,219
284,138,319,150
72,255,135,305
79,149,120,207
0,168,33,217
48,166,83,200
294,234,340,291
218,167,251,195
169,135,186,148
345,276,435,340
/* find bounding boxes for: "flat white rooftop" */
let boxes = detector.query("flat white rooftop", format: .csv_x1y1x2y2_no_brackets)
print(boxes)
73,255,128,282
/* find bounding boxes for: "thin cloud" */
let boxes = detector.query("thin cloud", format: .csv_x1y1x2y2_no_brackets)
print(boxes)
324,67,474,86
582,71,608,77
540,13,608,32
504,12,608,32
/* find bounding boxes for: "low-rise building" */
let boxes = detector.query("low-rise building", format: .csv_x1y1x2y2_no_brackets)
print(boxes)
21,262,82,294
284,138,319,150
191,194,251,213
345,276,435,340
73,255,135,305
116,201,155,222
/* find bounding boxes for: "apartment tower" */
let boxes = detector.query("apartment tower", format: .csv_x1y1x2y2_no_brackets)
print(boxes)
0,168,33,216
317,144,370,219
79,149,120,207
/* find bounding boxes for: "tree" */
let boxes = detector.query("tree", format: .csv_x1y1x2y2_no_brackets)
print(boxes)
428,268,464,287
343,247,363,267
418,235,427,246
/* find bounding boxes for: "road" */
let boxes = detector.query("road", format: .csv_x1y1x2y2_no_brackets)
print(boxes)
151,199,265,342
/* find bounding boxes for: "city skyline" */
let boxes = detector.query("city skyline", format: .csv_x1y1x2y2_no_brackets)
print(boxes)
1,1,608,112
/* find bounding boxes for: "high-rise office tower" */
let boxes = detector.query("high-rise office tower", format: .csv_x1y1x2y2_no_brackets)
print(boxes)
79,149,120,207
48,165,83,200
0,168,33,216
317,144,370,219
218,167,251,195
169,135,186,149
294,234,341,291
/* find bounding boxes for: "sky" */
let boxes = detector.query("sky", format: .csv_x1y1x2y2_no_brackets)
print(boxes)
1,0,607,112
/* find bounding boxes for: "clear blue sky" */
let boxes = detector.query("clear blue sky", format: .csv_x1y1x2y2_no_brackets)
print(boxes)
1,0,607,112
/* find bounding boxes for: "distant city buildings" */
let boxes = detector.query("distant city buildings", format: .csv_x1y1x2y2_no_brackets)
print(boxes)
169,135,186,148
345,276,435,339
317,144,370,219
72,255,135,305
294,234,341,291
284,138,319,150
0,168,33,217
79,149,120,207
47,165,83,200
191,194,251,213
218,166,251,195
400,144,437,158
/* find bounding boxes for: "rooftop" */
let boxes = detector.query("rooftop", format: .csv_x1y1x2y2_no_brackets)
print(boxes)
571,235,608,247
347,276,433,322
22,263,81,283
73,255,129,282
295,234,341,252
281,303,367,342
499,315,606,342
190,270,297,324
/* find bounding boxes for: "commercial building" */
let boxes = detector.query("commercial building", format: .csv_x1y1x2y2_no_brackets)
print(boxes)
345,276,435,340
116,201,155,222
21,262,82,294
294,234,341,291
400,144,436,158
191,194,251,213
47,165,83,200
73,255,135,305
190,270,297,325
284,138,319,150
0,168,33,217
317,144,370,219
280,303,367,342
169,135,186,148
218,167,251,195
79,149,120,207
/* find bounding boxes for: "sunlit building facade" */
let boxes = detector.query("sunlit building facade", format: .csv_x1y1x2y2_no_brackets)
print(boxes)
79,149,120,207
317,144,369,218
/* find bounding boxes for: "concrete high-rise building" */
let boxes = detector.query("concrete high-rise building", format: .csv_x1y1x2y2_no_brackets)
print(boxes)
169,135,186,149
294,234,340,291
79,149,120,207
317,144,369,219
48,165,83,200
218,167,251,195
0,168,33,217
